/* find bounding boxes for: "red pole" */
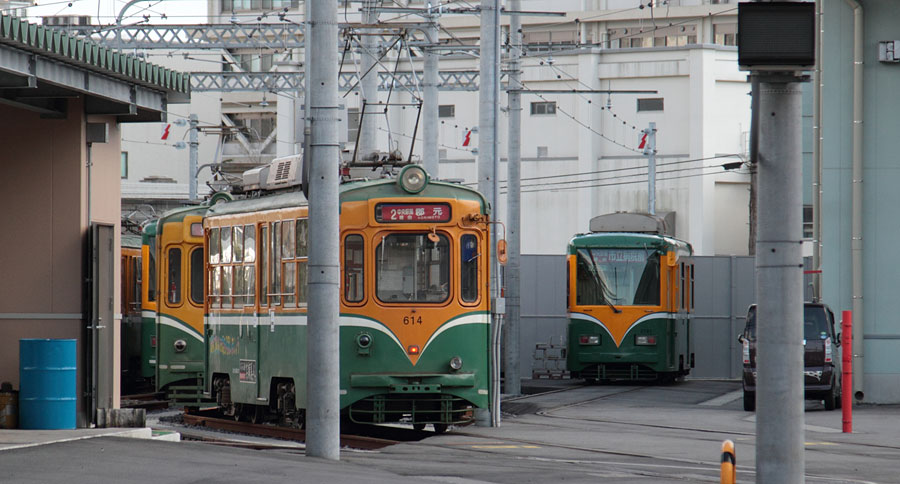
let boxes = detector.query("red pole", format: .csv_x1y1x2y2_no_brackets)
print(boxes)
841,310,853,433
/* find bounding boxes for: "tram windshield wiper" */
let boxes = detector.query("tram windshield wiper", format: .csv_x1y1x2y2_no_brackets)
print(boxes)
582,249,621,314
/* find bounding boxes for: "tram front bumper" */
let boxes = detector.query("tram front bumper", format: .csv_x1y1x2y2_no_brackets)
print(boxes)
350,373,476,392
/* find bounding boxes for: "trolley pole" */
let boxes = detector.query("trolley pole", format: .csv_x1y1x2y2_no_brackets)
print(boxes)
503,0,522,397
306,0,341,460
754,73,805,484
422,8,440,176
477,0,501,427
188,114,198,202
642,122,657,215
358,0,379,162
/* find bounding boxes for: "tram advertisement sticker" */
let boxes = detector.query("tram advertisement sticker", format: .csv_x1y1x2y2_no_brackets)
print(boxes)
239,359,257,383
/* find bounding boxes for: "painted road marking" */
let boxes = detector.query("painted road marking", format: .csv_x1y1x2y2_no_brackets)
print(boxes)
698,390,743,406
470,445,540,449
805,442,839,446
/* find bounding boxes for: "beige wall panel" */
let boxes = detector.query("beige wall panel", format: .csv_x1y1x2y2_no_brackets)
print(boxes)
0,98,88,421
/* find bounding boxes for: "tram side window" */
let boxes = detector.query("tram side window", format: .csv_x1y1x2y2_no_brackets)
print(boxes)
296,219,308,306
190,248,203,305
689,264,695,311
344,234,364,303
260,225,268,307
233,226,244,263
297,219,309,257
222,226,233,264
211,266,221,308
148,239,157,302
271,222,281,305
167,248,182,305
282,220,296,306
222,265,233,307
242,224,256,307
209,227,220,264
460,234,479,303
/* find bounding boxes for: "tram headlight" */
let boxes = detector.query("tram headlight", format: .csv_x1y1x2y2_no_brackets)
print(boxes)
449,356,463,371
398,165,428,193
356,333,372,356
635,335,657,346
174,339,187,352
357,333,372,348
579,335,600,345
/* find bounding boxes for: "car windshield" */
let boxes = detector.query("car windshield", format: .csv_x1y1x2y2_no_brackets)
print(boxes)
745,305,831,341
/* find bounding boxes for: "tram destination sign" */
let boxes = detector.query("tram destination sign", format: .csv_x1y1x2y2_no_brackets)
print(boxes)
376,203,452,223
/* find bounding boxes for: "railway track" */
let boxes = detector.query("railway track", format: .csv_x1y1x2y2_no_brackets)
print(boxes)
121,392,170,411
181,412,407,450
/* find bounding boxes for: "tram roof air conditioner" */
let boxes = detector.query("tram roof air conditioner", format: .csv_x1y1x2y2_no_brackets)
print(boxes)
589,211,676,236
242,154,303,191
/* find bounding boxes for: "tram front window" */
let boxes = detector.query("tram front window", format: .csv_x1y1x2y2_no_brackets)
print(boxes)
576,248,660,306
376,233,449,303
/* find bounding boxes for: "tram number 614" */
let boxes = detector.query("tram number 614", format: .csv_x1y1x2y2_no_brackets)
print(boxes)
403,315,423,325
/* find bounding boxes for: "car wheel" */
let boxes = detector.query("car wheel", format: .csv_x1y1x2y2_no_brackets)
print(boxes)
743,390,755,412
835,381,843,409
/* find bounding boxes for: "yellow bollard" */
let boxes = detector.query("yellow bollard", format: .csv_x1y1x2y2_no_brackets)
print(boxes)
720,439,736,484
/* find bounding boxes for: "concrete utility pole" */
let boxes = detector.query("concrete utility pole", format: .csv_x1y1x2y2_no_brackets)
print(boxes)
422,6,440,176
755,72,805,484
358,0,379,162
188,114,198,201
477,0,501,427
643,122,657,215
306,0,341,460
503,0,522,397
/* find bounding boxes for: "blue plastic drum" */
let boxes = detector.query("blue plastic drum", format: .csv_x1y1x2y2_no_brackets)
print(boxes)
19,339,77,430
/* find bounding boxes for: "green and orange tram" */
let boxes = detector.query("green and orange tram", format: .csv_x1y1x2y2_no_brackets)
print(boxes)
204,165,492,431
566,213,694,383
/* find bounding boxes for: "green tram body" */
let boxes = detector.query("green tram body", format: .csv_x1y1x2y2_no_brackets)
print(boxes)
120,233,146,393
204,172,491,427
153,205,210,394
566,232,694,382
139,220,157,381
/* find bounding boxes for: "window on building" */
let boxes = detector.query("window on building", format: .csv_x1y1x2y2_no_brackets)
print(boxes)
803,205,813,239
637,98,665,112
221,0,299,13
121,152,128,179
439,104,455,118
530,101,556,115
714,23,738,46
347,108,360,145
223,52,274,72
225,113,276,142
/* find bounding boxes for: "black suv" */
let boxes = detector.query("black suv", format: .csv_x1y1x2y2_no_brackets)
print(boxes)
739,302,842,411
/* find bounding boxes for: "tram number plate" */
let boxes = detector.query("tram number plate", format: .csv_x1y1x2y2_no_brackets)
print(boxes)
239,359,257,383
403,315,423,325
